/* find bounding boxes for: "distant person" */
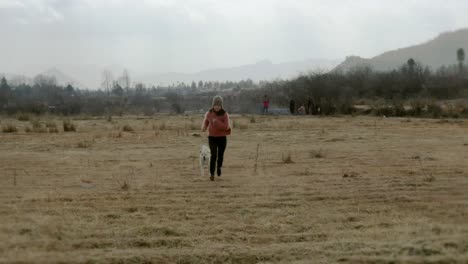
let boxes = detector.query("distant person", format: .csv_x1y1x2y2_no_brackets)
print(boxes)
289,99,295,115
297,104,306,115
201,95,231,181
262,95,270,115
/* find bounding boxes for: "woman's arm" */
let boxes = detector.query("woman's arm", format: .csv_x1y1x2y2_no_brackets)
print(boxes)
222,113,231,131
201,112,209,131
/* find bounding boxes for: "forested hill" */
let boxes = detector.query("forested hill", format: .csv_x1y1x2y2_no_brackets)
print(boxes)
334,28,468,72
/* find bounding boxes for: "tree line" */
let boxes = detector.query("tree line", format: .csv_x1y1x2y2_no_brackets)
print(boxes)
1,49,467,117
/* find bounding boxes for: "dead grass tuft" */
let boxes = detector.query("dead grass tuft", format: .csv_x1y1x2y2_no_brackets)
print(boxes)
185,122,198,130
282,152,294,164
2,124,18,133
46,121,57,128
63,120,77,132
48,127,59,133
122,124,134,132
77,140,92,148
233,119,248,130
17,113,30,121
310,148,324,158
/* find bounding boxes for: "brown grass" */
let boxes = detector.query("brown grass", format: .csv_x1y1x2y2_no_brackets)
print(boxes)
0,115,467,263
2,123,17,133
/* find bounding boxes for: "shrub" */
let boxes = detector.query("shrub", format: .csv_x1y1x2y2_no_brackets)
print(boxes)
34,127,48,133
233,119,248,130
63,120,77,132
25,125,47,133
31,120,41,129
338,103,356,115
409,100,424,116
310,149,324,158
48,127,59,133
17,113,30,121
374,106,394,117
122,124,134,132
46,121,57,128
282,152,294,164
427,103,442,118
77,141,92,148
394,104,407,117
2,124,17,133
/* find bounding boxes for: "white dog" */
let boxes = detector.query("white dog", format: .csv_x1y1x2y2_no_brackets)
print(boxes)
199,145,211,176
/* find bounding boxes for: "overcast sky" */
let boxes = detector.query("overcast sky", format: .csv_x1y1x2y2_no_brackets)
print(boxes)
1,0,468,76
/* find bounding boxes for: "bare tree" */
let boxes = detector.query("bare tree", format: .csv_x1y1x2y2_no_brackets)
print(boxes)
119,69,131,93
101,70,114,96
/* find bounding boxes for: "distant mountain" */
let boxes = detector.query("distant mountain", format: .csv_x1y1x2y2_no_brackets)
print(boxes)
3,59,340,89
334,28,468,72
137,58,340,86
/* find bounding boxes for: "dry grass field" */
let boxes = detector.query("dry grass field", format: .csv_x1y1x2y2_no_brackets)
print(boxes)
0,114,467,264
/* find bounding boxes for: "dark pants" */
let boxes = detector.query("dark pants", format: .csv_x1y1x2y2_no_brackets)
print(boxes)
208,136,227,176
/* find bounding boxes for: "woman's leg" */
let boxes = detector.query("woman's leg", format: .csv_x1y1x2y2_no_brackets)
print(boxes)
208,137,218,177
216,137,227,176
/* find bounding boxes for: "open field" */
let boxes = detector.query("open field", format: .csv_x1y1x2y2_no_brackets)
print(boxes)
0,114,467,263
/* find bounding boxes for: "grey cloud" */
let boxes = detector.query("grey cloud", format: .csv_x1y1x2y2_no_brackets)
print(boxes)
1,0,468,84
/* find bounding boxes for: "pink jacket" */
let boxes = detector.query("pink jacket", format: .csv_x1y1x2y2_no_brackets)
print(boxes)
202,110,231,137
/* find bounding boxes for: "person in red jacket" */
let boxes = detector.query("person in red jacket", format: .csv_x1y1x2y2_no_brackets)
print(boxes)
201,95,231,181
262,95,270,115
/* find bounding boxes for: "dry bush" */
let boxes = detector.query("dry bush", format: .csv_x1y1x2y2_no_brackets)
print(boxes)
122,124,134,132
427,103,443,118
232,119,238,128
48,127,59,133
2,124,18,133
310,148,324,158
46,121,59,133
185,122,198,130
63,120,77,132
176,129,187,136
77,140,92,148
31,119,41,129
250,116,256,123
112,174,130,191
154,122,167,131
34,127,48,133
46,121,57,128
282,152,294,164
233,119,248,130
26,121,47,133
17,113,30,121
